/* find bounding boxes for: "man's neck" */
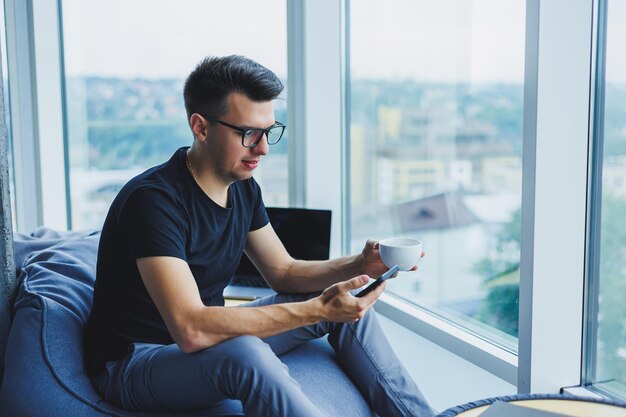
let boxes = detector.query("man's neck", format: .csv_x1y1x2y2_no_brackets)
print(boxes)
195,169,231,208
187,148,231,208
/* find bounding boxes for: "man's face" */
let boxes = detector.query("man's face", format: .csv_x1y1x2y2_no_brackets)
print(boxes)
204,93,275,184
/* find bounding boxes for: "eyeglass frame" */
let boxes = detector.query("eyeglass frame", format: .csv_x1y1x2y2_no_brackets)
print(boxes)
199,114,286,148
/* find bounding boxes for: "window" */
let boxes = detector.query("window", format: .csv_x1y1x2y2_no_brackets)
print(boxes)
60,0,288,230
349,0,525,348
586,0,626,400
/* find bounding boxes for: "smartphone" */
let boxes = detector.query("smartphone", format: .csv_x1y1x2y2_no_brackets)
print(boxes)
355,265,400,298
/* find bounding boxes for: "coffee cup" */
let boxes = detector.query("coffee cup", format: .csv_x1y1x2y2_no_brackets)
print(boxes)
378,238,423,271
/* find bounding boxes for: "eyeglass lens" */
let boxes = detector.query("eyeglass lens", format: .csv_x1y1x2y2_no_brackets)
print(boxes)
243,126,284,147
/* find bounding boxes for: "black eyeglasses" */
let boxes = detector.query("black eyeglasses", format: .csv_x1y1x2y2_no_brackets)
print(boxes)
201,115,286,148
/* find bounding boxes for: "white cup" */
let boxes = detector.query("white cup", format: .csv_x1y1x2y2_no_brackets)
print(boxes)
379,238,423,271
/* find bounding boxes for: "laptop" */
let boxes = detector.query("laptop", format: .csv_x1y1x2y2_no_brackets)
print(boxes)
223,207,332,300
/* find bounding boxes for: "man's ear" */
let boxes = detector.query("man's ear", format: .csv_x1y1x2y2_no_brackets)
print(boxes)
190,113,208,142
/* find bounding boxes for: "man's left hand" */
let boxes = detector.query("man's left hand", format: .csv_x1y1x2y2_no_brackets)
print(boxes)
358,239,424,278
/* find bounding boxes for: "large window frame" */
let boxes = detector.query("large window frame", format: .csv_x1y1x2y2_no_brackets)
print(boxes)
4,0,67,232
4,0,613,397
335,0,594,392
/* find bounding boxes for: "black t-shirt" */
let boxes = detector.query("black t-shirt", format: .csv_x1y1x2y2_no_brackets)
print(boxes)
84,147,269,377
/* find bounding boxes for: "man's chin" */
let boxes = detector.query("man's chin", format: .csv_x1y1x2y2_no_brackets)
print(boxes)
232,171,254,182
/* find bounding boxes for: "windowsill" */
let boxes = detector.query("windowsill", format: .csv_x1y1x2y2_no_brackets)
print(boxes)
376,311,516,411
568,382,626,402
375,292,518,385
561,386,606,399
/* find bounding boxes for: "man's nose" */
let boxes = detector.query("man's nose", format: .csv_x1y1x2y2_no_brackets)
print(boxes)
253,134,269,155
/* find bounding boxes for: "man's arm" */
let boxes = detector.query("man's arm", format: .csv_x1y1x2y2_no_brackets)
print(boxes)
136,256,385,353
244,223,391,293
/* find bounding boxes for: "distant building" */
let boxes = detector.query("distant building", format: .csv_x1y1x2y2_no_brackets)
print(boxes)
388,190,520,233
482,156,522,194
389,191,479,232
377,158,447,204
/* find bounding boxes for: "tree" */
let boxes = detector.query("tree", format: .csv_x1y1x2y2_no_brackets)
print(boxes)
474,208,520,337
595,194,626,383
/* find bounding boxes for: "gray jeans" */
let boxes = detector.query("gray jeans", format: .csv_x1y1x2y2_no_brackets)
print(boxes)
93,292,435,417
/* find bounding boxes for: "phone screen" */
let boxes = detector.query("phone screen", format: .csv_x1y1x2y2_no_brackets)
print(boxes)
355,265,400,298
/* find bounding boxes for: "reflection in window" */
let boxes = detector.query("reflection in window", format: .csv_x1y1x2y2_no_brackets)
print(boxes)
588,0,626,400
349,0,525,347
61,0,287,230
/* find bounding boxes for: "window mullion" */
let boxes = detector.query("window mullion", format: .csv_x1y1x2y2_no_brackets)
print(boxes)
518,0,594,394
4,0,42,232
299,0,345,258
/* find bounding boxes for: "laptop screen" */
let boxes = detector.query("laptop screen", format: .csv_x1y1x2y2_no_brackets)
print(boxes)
233,207,332,284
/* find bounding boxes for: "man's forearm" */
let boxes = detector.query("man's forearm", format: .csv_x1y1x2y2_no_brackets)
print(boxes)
180,299,323,353
271,254,364,293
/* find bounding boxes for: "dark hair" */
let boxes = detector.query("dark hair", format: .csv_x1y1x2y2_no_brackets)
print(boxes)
183,55,284,122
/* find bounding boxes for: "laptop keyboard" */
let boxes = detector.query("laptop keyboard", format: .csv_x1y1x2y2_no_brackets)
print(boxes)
225,273,275,300
229,274,270,288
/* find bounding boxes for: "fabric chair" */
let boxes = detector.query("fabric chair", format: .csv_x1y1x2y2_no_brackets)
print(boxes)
0,229,375,417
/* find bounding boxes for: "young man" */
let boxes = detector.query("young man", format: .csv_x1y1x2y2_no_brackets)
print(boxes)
84,55,435,417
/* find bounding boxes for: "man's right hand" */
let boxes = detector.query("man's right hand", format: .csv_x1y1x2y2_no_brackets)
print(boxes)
311,275,387,323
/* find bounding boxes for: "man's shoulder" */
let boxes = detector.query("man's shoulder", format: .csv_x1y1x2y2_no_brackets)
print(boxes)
112,158,186,216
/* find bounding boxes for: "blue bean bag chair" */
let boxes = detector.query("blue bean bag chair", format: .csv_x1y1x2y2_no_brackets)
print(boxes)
0,229,375,417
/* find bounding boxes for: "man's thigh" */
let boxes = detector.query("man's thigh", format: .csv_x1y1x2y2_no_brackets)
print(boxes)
242,291,332,356
95,339,250,411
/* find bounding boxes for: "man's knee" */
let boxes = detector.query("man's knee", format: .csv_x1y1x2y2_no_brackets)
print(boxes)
206,336,284,375
328,306,381,345
199,336,288,397
362,306,378,321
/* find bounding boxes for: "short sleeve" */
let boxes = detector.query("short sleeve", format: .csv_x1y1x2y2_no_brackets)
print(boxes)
249,178,270,231
119,188,188,260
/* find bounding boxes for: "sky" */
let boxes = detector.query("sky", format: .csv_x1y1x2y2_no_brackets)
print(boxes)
62,0,288,79
350,0,526,82
61,0,625,83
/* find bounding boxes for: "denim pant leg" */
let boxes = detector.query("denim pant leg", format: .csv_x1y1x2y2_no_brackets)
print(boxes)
93,336,325,417
246,292,436,417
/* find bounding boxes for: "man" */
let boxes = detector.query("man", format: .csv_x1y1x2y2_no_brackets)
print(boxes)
84,55,435,417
